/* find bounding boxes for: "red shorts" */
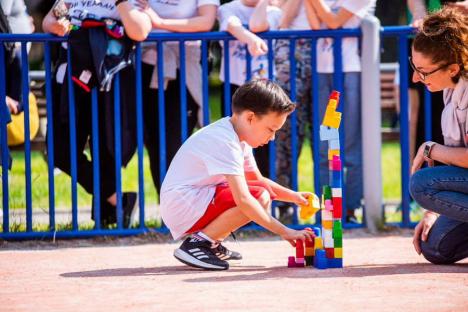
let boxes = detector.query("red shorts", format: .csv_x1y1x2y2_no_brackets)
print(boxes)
186,180,277,234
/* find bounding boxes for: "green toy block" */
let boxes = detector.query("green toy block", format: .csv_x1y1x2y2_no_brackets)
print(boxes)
323,185,332,200
334,237,342,247
333,220,342,238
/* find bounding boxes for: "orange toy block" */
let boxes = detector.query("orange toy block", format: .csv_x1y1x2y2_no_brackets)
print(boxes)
328,149,340,160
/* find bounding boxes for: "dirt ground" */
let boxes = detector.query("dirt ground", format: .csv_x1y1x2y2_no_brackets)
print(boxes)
1,230,467,312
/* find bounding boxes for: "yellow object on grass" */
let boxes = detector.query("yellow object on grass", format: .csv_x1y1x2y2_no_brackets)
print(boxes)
7,92,39,146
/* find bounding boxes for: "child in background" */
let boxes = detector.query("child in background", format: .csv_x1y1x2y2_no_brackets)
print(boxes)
217,0,282,178
160,80,315,271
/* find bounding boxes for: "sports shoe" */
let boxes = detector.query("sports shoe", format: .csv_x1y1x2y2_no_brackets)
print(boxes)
212,243,242,261
122,192,137,228
174,236,229,270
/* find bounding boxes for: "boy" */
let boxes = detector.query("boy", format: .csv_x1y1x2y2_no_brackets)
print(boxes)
160,80,315,271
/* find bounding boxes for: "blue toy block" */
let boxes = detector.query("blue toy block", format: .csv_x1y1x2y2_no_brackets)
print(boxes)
329,139,340,150
319,125,339,141
331,170,342,188
313,227,321,237
327,258,343,268
314,249,328,269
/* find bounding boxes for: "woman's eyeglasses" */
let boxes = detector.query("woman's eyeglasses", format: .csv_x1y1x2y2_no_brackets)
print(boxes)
409,57,451,81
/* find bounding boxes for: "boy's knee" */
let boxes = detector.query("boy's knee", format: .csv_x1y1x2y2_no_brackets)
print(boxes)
257,190,271,210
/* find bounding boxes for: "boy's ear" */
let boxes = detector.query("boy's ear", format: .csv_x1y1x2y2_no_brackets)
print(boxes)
246,111,255,124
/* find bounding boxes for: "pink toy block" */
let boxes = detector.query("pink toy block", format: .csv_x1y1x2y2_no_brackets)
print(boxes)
324,199,333,211
288,256,296,268
332,155,342,171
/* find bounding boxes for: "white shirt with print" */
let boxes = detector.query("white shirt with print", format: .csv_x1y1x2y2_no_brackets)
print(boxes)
217,0,282,86
65,0,134,24
316,0,376,73
160,117,257,240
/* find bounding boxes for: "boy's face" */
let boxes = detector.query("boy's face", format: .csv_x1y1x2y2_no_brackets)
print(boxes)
241,0,260,7
240,110,288,148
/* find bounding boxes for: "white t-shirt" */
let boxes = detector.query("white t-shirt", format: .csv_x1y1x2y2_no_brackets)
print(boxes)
65,0,134,24
160,117,258,240
288,1,311,30
217,0,282,86
316,0,376,73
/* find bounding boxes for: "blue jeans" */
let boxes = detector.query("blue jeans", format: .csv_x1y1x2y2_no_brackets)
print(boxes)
410,166,468,264
318,73,363,212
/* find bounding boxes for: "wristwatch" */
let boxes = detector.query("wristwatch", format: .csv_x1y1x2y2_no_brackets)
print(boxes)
423,141,437,161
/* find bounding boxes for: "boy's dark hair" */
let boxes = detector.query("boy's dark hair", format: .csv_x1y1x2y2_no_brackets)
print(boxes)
231,79,295,116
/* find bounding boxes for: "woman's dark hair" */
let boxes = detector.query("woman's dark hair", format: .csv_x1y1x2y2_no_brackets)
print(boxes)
413,6,468,82
231,79,295,116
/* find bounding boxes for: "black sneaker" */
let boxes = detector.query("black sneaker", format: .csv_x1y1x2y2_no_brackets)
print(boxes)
212,243,242,261
174,236,229,270
122,192,137,228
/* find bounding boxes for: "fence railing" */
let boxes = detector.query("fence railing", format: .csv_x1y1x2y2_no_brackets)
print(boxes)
0,24,423,240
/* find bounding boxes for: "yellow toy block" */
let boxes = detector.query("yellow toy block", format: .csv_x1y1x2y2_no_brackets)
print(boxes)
322,220,333,229
299,193,320,220
314,237,323,249
328,149,340,160
322,114,342,129
334,248,343,258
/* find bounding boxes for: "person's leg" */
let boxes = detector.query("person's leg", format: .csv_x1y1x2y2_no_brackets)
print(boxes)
420,215,468,264
342,72,364,216
410,166,468,221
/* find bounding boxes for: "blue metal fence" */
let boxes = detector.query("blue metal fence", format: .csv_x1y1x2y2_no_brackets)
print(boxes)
0,26,422,240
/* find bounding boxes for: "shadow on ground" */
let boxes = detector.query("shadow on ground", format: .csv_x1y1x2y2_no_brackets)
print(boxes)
61,262,468,282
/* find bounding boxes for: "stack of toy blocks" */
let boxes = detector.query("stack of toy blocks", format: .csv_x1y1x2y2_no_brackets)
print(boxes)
287,90,344,270
320,90,343,269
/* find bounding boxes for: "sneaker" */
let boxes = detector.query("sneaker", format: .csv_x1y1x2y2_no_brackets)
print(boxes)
122,192,137,228
212,243,242,261
92,199,116,228
174,236,229,270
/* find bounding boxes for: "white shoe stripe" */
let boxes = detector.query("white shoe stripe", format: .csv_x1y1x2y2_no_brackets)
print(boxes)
174,249,227,270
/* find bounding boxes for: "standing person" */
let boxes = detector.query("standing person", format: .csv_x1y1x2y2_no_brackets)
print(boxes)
306,0,375,224
42,0,151,228
217,0,282,181
136,0,219,193
273,0,320,222
410,7,468,264
160,80,315,271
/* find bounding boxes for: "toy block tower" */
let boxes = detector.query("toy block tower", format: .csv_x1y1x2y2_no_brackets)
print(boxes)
319,91,343,269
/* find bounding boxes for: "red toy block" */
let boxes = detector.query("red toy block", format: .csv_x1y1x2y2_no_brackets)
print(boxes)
325,248,334,258
296,239,304,259
332,197,342,211
305,238,315,249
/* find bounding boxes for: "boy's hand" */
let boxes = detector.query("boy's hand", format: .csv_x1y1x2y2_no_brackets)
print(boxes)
246,36,268,56
292,192,312,206
413,211,438,255
281,227,315,247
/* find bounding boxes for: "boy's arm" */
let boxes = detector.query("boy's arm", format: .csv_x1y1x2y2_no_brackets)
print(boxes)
249,0,270,32
245,169,309,205
135,0,217,32
226,174,314,245
116,1,152,41
306,0,354,29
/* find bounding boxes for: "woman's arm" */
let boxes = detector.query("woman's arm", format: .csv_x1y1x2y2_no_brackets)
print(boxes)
116,1,151,41
304,0,320,30
306,0,354,29
279,0,301,29
412,142,468,174
142,3,217,32
42,9,70,36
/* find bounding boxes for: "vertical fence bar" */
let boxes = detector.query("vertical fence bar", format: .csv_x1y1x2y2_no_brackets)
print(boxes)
398,35,411,227
21,43,33,231
223,39,231,116
201,40,210,126
332,36,346,224
311,38,321,225
424,87,432,141
245,45,252,81
135,44,145,228
44,42,56,230
91,88,101,229
0,45,10,233
113,74,123,229
179,40,188,141
157,41,167,184
289,39,298,225
66,48,78,230
267,39,277,218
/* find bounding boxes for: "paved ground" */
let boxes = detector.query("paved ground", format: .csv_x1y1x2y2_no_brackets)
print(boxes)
1,231,467,312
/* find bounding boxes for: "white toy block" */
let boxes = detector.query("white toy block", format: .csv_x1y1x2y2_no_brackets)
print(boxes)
319,125,339,141
323,229,334,248
329,139,340,150
332,188,342,197
321,209,333,220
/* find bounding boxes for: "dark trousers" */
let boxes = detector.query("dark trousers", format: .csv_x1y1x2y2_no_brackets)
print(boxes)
221,83,270,178
142,63,199,192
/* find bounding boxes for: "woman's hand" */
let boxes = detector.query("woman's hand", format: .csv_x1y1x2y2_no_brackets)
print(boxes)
6,96,19,114
413,211,438,254
49,18,70,37
134,0,163,28
411,142,434,174
281,227,315,247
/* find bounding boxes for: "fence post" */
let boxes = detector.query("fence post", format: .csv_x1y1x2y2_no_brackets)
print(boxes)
361,15,382,232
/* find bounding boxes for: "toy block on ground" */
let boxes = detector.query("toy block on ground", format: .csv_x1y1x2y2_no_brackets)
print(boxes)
327,258,343,269
299,193,320,220
325,248,334,258
287,256,296,268
314,237,323,250
323,229,334,248
305,256,314,266
319,125,339,141
295,258,305,267
334,248,343,258
314,249,328,269
296,239,304,259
